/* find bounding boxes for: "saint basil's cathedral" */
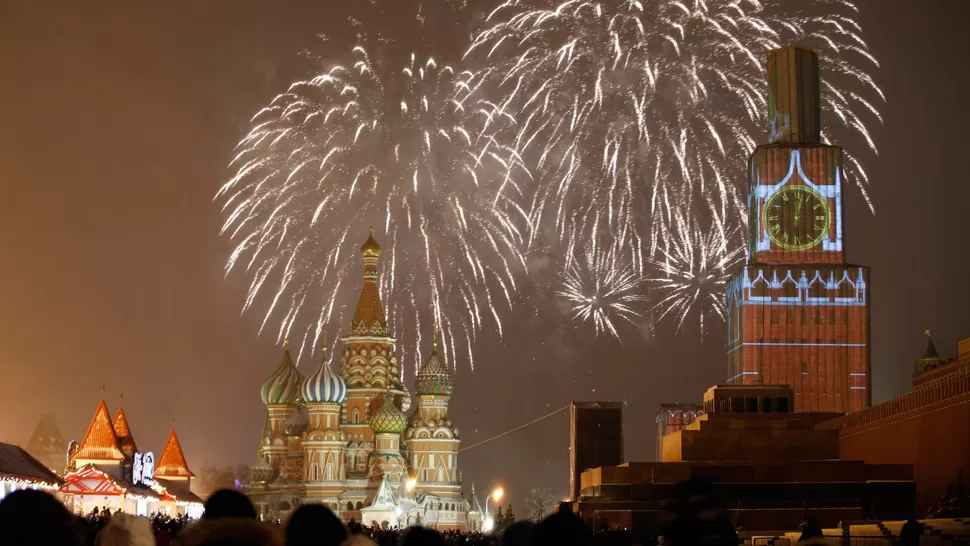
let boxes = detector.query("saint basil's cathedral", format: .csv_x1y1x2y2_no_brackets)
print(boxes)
249,231,483,530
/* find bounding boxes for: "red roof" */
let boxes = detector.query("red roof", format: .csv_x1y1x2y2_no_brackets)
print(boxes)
73,400,125,462
112,407,138,459
155,428,193,478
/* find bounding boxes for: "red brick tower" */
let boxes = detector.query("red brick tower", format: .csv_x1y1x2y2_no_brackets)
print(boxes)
725,46,871,413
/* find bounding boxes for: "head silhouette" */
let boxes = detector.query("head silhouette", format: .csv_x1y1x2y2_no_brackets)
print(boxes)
398,526,444,546
534,512,593,546
203,489,258,520
660,479,737,546
0,489,81,546
285,503,347,546
502,520,536,546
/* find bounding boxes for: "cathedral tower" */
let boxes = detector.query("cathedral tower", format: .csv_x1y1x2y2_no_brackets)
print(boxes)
367,388,408,486
260,341,304,472
340,230,405,472
301,338,348,508
726,46,871,413
407,331,461,499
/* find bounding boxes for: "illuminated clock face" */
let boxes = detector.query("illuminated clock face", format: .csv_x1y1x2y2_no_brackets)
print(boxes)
763,185,831,251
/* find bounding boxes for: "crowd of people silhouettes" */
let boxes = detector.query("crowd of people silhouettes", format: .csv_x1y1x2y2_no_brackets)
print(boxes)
0,478,847,546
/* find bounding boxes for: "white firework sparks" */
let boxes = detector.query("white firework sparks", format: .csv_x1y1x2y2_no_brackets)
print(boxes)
466,0,881,336
647,208,744,338
218,44,531,370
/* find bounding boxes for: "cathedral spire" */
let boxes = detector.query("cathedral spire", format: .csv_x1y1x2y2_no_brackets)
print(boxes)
351,229,388,337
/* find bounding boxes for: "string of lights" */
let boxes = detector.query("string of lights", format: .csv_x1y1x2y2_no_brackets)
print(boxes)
459,405,569,453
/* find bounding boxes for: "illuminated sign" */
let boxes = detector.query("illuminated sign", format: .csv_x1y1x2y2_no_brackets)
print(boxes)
132,452,155,486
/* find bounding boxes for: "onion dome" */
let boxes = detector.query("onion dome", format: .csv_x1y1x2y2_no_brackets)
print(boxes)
370,391,408,434
284,405,308,436
415,332,453,396
302,338,347,404
261,340,304,405
360,227,382,257
249,453,275,484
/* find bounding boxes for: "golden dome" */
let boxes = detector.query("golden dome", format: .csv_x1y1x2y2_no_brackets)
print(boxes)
360,228,382,257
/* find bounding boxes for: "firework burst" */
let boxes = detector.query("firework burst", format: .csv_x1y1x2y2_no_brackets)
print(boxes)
218,44,531,371
647,207,745,338
465,0,881,336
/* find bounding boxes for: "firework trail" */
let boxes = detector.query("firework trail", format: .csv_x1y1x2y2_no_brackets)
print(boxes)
217,43,531,371
467,0,882,332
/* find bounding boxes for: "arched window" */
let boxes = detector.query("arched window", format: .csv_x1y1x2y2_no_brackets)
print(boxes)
356,501,363,510
347,502,354,511
353,408,360,424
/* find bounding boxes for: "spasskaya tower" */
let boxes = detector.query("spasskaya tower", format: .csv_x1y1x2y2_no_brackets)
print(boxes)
725,46,871,413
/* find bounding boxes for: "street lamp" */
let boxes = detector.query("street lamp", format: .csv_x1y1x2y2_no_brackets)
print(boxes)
484,487,504,532
406,478,417,492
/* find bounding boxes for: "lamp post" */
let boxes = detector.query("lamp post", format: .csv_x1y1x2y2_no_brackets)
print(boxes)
484,487,504,533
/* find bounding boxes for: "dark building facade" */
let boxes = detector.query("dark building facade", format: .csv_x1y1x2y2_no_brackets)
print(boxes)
569,402,623,502
567,385,914,534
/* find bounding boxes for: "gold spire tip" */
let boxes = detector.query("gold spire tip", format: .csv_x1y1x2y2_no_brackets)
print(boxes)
322,329,328,359
432,321,438,350
284,338,290,351
925,329,931,336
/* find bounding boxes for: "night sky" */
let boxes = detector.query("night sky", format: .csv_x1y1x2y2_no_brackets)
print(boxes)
1,0,968,510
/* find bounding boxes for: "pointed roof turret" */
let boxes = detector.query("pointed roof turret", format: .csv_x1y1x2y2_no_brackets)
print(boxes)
350,229,388,337
74,399,125,462
26,414,66,454
923,330,939,359
469,482,483,513
112,396,138,459
369,474,397,509
916,329,944,375
261,340,304,405
415,325,453,396
155,428,194,478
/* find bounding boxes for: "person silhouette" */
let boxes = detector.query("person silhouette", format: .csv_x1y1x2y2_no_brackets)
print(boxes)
0,489,81,546
534,512,593,546
285,503,347,546
202,489,258,520
501,520,536,546
659,479,737,546
398,526,444,546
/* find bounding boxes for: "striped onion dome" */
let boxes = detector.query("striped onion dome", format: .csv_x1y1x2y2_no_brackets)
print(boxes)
415,338,453,396
302,343,347,404
370,391,408,434
261,340,304,405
